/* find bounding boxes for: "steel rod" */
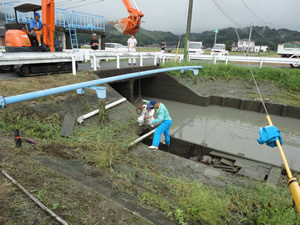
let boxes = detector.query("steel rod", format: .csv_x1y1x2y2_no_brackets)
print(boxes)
1,170,68,225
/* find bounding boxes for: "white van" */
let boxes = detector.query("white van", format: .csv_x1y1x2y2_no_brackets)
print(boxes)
211,44,228,56
188,41,204,54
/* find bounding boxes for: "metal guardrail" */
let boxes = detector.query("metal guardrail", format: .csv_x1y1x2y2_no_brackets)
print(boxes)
4,1,36,24
71,11,105,31
189,54,300,68
3,1,105,31
0,51,83,75
55,8,68,28
63,49,184,70
0,66,202,108
4,1,18,22
88,51,184,70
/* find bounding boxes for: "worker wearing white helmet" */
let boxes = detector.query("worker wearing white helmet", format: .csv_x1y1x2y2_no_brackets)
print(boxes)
138,104,154,127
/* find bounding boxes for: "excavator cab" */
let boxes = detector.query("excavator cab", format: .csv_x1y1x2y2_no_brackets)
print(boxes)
109,0,144,35
5,0,55,53
6,3,47,52
2,0,74,76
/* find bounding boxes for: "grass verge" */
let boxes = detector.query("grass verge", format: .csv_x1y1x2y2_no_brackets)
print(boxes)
114,163,300,225
162,61,300,92
0,104,137,170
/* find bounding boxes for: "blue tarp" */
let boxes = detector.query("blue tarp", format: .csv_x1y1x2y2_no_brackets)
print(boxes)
257,125,283,148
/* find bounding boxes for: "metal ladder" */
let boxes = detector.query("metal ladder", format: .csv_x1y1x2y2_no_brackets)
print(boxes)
68,25,79,50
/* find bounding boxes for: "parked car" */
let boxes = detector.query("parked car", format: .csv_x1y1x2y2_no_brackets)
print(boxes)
211,44,228,56
188,41,204,54
105,43,128,52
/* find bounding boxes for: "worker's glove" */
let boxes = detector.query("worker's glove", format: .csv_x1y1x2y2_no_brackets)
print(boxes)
142,99,146,103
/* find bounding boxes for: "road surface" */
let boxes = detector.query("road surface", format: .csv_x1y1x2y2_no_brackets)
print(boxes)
0,59,156,81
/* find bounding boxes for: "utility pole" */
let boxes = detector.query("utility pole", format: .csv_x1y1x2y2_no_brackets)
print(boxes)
213,29,218,46
259,25,266,56
214,32,217,46
247,25,253,54
184,0,193,61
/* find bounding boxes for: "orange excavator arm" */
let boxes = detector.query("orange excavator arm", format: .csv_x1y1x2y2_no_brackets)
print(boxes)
42,0,55,52
110,0,144,35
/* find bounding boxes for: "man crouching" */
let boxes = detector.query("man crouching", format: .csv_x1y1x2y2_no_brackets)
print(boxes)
138,104,154,127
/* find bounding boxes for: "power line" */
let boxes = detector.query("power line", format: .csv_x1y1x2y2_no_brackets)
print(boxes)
240,0,264,24
211,0,285,49
65,0,103,9
234,27,269,115
56,0,72,6
239,0,287,42
211,0,244,27
60,0,86,7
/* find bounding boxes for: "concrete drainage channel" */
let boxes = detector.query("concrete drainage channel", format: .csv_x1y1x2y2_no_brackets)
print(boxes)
101,66,300,184
141,135,282,185
103,66,300,120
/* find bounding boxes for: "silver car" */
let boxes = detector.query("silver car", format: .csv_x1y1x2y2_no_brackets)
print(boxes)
105,43,128,52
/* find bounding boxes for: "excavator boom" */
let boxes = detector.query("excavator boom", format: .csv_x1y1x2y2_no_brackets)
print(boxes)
109,0,144,35
42,0,55,52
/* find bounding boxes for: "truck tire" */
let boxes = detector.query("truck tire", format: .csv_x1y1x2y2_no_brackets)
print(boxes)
290,56,300,68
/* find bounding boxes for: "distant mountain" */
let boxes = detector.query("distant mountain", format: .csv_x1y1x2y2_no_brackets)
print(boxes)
189,26,300,50
79,25,300,50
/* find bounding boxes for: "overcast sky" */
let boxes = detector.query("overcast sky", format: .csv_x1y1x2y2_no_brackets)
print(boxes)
1,0,299,33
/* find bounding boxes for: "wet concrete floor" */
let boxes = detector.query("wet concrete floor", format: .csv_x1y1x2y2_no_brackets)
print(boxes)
145,97,300,172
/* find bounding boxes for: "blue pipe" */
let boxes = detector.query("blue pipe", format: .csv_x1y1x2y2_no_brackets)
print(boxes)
0,66,202,108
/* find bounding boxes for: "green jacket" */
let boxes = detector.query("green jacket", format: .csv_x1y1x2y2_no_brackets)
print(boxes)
145,101,172,125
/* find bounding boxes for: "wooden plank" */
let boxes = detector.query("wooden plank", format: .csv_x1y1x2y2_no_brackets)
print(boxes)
210,151,272,169
213,165,239,172
234,158,272,169
210,151,239,161
60,114,75,137
220,158,234,166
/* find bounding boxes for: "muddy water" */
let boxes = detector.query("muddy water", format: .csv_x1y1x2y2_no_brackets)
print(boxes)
145,97,300,172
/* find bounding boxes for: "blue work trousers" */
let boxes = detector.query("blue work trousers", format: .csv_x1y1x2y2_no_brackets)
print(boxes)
152,120,172,147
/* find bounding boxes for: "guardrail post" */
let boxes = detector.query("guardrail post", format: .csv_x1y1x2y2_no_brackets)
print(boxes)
140,55,143,67
117,55,120,69
162,55,166,65
179,55,183,63
84,51,89,62
72,54,76,76
93,53,97,71
154,54,157,65
260,59,264,68
214,56,217,65
225,56,229,65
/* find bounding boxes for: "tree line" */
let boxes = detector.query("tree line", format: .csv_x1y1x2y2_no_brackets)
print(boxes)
77,25,300,50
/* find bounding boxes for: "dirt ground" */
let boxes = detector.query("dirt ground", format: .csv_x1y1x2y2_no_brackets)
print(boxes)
177,76,300,106
0,136,153,225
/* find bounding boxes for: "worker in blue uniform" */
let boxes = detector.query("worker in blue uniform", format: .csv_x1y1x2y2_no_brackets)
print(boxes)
29,13,43,46
144,100,172,150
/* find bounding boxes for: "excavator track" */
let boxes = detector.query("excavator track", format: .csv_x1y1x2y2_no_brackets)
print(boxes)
16,62,77,77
